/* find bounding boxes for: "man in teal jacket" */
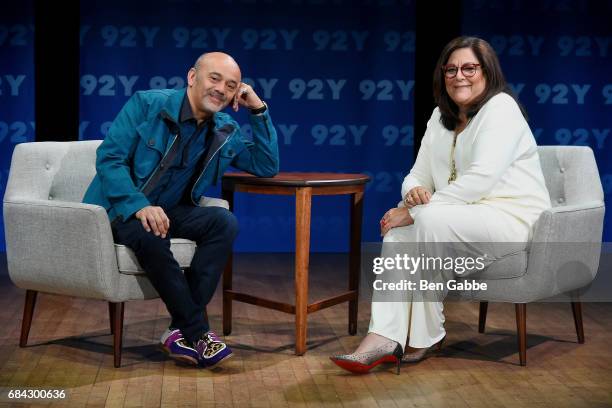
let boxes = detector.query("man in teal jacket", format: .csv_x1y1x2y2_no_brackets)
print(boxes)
83,52,279,368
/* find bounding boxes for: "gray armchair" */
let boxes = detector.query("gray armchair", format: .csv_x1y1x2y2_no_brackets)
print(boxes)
458,146,605,365
3,141,229,367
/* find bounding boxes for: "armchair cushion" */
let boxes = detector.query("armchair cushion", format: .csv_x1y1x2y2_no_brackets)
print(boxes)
470,250,528,280
116,239,196,275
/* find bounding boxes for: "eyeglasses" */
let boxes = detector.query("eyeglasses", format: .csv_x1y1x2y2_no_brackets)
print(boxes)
442,63,481,78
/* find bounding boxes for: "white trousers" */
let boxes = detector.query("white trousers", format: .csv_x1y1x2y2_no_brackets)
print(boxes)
368,203,530,350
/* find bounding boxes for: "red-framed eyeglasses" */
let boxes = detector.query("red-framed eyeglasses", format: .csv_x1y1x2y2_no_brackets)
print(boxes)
442,63,481,78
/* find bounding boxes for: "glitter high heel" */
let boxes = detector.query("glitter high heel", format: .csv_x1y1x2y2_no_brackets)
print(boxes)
330,341,404,375
401,335,445,363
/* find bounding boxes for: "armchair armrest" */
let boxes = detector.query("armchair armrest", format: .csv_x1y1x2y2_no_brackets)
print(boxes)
531,201,605,243
3,199,121,300
198,196,229,210
525,201,605,298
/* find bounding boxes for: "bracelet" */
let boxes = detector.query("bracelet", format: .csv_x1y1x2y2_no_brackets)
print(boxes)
249,101,267,115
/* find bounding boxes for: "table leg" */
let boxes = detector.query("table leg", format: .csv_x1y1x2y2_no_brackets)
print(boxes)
295,187,312,355
349,190,364,335
222,187,234,336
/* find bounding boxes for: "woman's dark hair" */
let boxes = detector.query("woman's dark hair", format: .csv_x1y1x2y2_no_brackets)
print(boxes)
433,36,527,130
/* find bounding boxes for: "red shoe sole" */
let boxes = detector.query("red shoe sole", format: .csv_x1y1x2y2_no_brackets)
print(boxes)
330,355,398,374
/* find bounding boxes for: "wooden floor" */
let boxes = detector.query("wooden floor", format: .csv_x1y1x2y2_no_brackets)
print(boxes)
0,253,611,408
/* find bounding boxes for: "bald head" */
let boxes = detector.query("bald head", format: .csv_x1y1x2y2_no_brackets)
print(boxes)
194,52,241,80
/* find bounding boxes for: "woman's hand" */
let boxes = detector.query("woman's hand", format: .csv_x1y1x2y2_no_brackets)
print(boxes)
380,207,414,236
403,186,432,208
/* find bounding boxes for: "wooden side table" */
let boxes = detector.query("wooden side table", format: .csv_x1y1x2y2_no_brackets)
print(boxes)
221,172,370,355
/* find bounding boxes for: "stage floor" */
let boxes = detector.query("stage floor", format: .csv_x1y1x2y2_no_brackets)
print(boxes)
0,253,611,407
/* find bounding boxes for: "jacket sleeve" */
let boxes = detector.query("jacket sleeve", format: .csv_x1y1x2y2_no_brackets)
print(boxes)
95,92,151,221
430,94,526,205
231,108,280,177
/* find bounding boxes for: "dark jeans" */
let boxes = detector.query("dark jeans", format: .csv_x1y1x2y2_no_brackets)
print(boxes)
112,204,238,344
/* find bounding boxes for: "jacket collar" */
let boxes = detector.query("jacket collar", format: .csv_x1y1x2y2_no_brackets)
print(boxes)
159,88,186,124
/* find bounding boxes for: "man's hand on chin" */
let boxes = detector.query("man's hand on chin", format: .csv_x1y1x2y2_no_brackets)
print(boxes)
232,83,265,112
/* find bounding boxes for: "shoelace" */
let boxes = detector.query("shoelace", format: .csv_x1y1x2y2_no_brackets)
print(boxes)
206,332,221,342
198,332,226,358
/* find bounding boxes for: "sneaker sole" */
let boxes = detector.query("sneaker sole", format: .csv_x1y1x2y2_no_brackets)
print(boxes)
200,351,233,369
159,344,199,366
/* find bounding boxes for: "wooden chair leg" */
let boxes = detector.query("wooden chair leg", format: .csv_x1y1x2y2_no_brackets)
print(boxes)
478,301,488,333
20,290,38,347
515,303,527,366
108,302,115,335
571,301,585,344
109,302,124,368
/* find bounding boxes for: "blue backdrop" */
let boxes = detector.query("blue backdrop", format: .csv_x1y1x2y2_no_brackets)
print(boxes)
0,0,610,252
78,0,415,252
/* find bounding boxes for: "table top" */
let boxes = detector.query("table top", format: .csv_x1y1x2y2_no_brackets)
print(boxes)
222,172,370,187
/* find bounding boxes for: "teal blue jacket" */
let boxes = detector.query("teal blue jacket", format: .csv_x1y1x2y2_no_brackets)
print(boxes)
83,88,279,222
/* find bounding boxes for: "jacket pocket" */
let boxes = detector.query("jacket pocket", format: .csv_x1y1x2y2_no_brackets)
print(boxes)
205,148,233,184
133,123,164,181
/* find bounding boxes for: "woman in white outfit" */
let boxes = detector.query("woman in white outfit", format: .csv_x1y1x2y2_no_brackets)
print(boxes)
331,36,551,374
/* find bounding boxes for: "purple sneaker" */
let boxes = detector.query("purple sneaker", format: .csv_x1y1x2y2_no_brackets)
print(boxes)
194,331,233,368
159,328,199,366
